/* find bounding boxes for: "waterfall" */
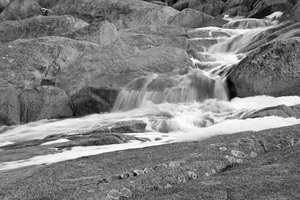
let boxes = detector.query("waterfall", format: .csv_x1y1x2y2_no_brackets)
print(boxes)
1,15,299,171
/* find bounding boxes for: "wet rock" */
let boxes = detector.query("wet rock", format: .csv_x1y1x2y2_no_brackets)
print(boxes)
19,86,73,123
0,0,42,21
0,15,88,43
238,22,300,53
51,0,179,29
248,0,296,19
228,38,300,97
167,8,227,28
71,87,119,116
243,104,300,119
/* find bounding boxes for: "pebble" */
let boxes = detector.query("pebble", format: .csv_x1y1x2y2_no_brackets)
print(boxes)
231,150,246,158
169,161,184,168
132,169,144,176
120,187,131,197
144,167,154,173
164,184,173,189
187,171,197,180
250,151,258,158
177,174,187,183
108,190,121,200
153,163,168,171
219,147,227,151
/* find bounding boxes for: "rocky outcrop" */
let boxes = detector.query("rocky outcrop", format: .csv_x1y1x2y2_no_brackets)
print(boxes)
0,15,88,43
188,0,225,17
19,86,73,123
228,38,300,97
0,35,191,125
1,124,300,199
50,0,179,29
167,8,227,28
248,0,296,18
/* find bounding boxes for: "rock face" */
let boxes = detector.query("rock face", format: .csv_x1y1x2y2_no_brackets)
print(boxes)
228,38,300,97
51,0,179,29
188,0,225,16
0,15,88,43
248,0,296,18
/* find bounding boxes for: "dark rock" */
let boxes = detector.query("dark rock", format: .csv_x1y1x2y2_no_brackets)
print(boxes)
51,0,179,29
0,15,88,43
248,0,296,19
228,38,300,97
19,86,73,123
167,8,227,28
0,0,42,21
0,88,20,126
71,87,119,116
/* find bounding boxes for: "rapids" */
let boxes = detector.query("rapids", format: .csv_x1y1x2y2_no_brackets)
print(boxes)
1,14,299,171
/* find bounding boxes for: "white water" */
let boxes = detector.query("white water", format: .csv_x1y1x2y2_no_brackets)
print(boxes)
1,14,298,171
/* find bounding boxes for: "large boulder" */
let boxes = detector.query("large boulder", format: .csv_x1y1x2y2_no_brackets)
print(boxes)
0,88,20,126
0,0,42,21
248,0,296,18
0,15,88,43
167,8,227,28
50,0,179,29
19,86,73,123
222,0,257,16
228,38,300,97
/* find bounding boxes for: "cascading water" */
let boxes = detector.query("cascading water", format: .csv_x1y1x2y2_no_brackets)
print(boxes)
1,14,300,171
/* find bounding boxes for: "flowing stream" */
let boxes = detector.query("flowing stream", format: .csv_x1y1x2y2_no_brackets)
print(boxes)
1,14,300,171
